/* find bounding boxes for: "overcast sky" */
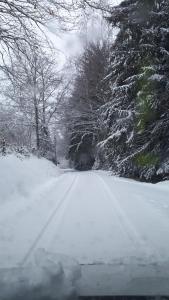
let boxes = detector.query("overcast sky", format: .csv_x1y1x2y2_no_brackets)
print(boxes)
44,0,122,67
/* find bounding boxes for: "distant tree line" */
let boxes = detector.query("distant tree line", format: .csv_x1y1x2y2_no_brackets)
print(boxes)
64,42,110,170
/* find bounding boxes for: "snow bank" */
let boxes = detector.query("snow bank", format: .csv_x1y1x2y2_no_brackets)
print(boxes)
156,180,169,190
0,156,81,299
0,249,81,300
0,154,62,204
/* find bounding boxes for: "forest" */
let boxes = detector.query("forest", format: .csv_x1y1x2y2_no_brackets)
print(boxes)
0,0,169,183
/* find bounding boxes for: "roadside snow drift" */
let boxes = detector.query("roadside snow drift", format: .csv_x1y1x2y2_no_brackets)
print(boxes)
0,155,81,299
0,154,61,204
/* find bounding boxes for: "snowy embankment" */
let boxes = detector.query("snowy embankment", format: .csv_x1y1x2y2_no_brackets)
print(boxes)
0,154,61,204
0,154,80,300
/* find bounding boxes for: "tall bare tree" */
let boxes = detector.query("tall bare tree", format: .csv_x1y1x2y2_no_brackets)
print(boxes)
2,43,64,157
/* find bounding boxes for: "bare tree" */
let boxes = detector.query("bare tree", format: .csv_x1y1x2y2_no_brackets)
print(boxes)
0,0,75,50
2,42,64,157
0,0,111,158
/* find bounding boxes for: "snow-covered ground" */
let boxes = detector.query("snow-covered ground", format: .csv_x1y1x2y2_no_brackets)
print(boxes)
0,154,61,204
0,155,169,297
0,155,80,299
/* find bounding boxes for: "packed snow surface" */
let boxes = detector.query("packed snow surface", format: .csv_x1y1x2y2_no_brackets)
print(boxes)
0,155,169,296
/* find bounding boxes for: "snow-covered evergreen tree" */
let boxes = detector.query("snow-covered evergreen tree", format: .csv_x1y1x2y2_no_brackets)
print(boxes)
97,0,169,182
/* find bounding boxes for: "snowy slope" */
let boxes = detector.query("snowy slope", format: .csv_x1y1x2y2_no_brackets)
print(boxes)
0,154,62,204
0,155,80,299
0,157,169,296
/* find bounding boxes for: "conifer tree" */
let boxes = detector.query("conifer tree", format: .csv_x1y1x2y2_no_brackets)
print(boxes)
97,0,169,181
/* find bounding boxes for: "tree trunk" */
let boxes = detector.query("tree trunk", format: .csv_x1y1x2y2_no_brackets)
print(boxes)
33,55,40,152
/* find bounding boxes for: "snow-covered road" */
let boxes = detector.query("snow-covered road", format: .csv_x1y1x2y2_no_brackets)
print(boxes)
2,170,169,266
1,169,169,295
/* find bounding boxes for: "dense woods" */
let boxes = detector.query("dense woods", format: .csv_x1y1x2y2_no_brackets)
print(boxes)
1,0,169,182
65,0,169,182
102,0,169,182
65,42,110,170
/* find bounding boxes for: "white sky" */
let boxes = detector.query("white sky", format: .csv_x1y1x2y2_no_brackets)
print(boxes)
44,0,123,67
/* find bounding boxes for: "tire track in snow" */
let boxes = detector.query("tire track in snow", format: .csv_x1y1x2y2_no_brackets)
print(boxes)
96,173,160,262
0,172,68,224
19,174,78,266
